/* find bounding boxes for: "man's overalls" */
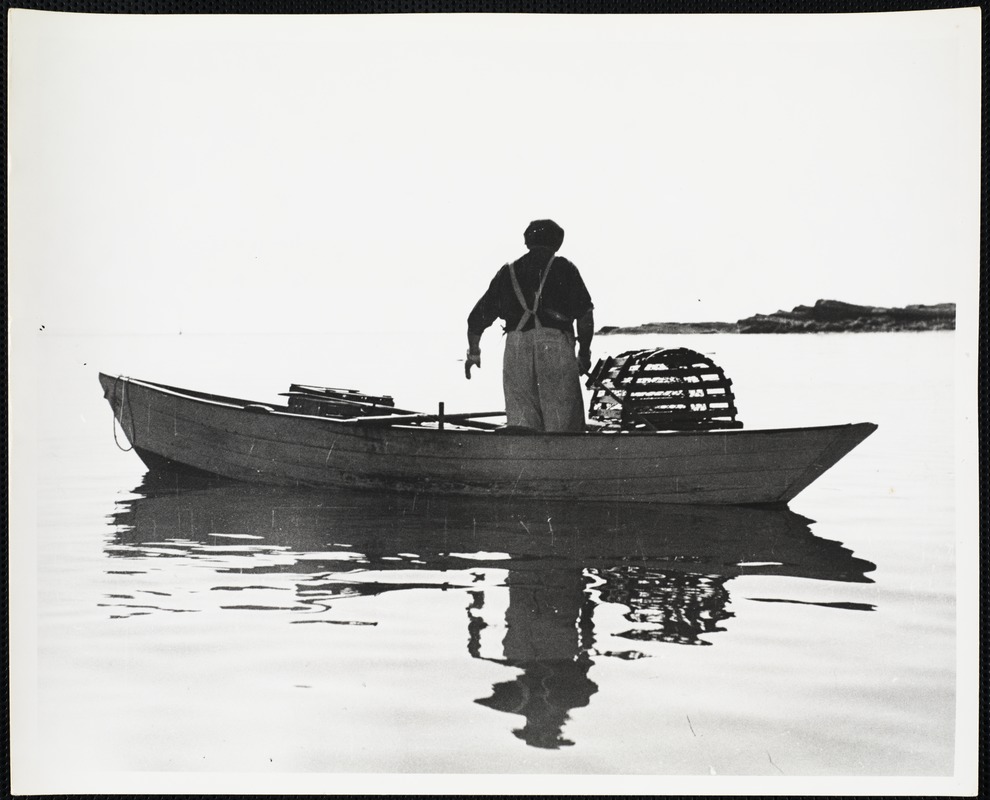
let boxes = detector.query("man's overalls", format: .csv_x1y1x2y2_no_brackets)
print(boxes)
502,257,586,432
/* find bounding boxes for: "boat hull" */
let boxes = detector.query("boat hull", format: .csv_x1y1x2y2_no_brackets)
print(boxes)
99,373,877,506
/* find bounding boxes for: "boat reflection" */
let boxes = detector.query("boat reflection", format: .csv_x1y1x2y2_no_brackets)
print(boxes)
108,473,876,749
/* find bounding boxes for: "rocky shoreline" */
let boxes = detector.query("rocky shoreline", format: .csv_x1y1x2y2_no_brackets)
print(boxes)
598,299,956,335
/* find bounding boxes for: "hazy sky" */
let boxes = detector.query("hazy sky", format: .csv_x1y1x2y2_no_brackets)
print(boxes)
8,9,981,336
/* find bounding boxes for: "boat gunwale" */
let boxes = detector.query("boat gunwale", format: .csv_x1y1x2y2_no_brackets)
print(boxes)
100,373,878,439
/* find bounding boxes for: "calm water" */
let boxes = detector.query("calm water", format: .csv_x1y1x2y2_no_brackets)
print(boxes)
16,330,968,791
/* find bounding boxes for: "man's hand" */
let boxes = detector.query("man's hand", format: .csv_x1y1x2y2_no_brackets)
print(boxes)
577,347,592,375
465,350,481,379
576,309,595,375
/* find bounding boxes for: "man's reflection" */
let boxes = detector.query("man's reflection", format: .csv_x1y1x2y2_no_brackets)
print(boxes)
470,568,597,749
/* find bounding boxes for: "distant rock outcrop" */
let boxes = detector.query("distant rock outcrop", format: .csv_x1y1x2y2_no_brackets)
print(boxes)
598,300,955,335
736,300,955,333
596,321,740,335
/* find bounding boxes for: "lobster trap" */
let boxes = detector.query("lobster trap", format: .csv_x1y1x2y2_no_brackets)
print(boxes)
586,348,742,432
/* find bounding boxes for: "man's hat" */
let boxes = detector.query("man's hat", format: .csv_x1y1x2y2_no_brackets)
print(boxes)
524,219,565,251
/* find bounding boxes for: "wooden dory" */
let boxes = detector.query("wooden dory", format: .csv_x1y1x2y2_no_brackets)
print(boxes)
99,373,877,506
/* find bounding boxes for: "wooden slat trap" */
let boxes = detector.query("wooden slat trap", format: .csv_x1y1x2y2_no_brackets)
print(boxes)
586,348,743,431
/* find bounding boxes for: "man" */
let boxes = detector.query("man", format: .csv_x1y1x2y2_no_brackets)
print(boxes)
465,219,594,433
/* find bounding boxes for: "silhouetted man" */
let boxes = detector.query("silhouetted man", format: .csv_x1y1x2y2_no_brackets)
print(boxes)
465,220,594,432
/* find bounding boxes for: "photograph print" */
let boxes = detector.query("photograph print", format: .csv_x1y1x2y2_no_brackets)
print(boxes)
7,7,981,796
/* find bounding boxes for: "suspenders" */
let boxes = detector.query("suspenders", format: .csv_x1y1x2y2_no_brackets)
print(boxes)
508,256,555,332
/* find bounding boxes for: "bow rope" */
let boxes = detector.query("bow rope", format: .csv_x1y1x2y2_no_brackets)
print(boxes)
112,375,135,452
